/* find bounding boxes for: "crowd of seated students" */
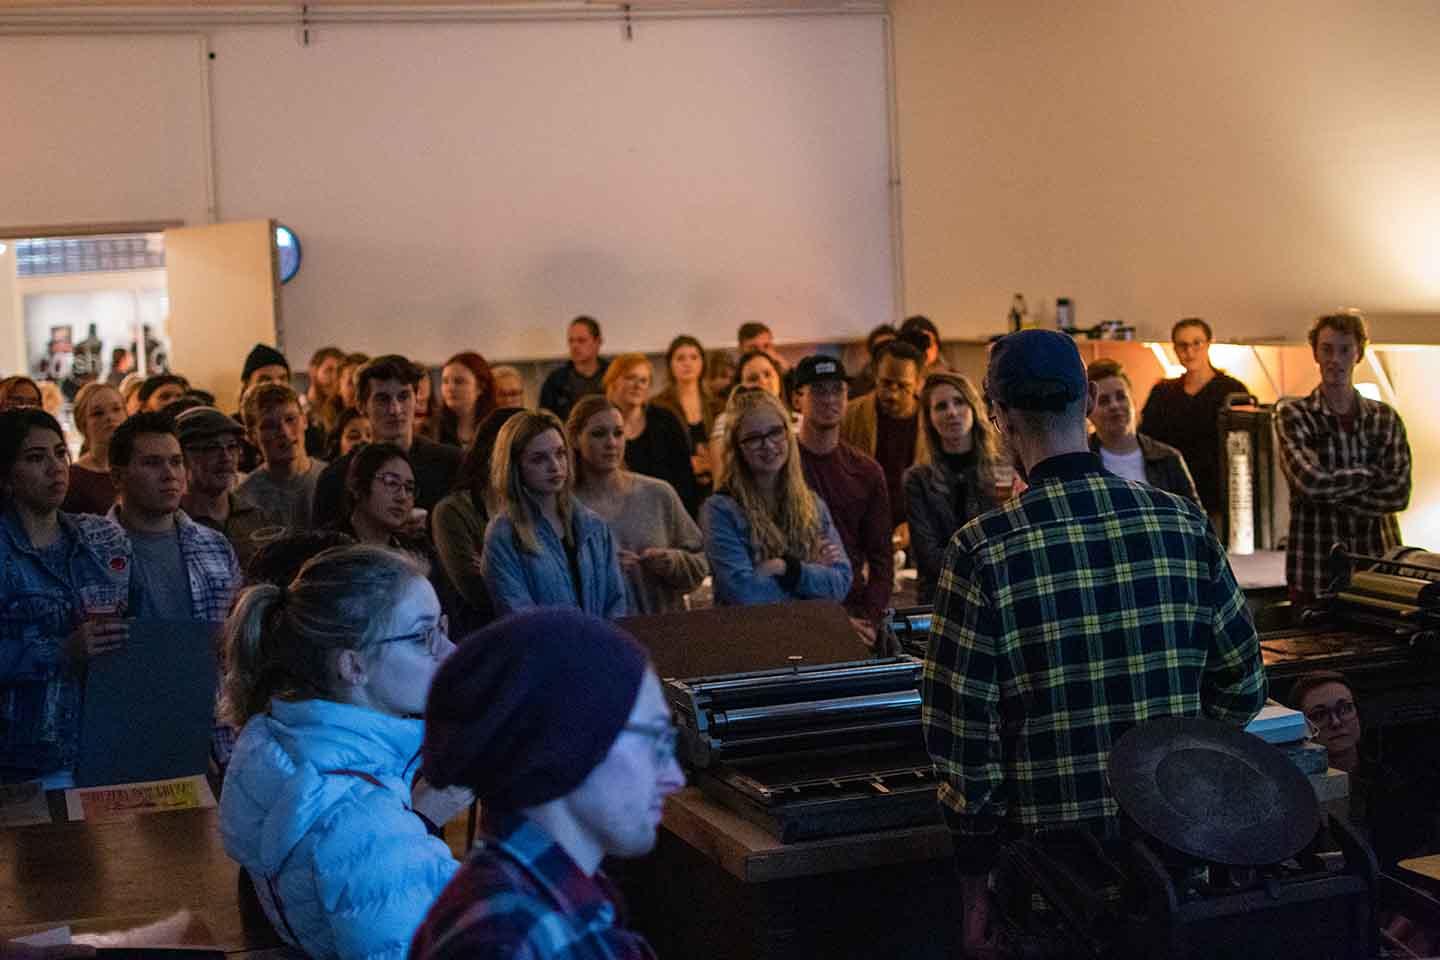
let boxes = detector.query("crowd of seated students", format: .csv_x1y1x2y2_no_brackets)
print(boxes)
5,310,1344,959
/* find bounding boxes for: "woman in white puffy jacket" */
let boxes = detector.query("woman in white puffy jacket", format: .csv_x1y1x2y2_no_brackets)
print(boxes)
218,544,470,960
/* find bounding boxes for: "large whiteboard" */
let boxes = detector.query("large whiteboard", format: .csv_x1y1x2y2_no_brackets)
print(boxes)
0,34,212,231
207,15,895,361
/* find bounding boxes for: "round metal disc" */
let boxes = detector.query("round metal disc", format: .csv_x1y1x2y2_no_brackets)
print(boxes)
1108,716,1319,866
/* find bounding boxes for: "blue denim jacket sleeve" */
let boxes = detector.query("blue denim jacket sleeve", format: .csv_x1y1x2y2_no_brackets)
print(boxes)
701,496,788,606
795,497,854,601
480,517,537,615
595,522,628,620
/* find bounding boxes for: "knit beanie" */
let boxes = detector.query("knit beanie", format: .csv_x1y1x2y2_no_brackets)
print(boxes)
242,344,289,384
422,608,650,810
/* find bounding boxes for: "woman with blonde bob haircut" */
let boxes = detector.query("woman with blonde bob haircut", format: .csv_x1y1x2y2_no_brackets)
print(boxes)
480,410,625,619
219,544,469,960
903,372,1010,604
700,390,850,606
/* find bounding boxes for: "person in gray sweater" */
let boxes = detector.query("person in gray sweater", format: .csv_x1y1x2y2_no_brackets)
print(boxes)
567,395,708,615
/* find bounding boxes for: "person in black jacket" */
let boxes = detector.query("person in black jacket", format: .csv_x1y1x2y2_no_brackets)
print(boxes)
1138,318,1250,521
538,316,609,424
1086,358,1200,504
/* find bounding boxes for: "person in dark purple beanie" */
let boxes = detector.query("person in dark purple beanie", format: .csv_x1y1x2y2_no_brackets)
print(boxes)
411,608,685,960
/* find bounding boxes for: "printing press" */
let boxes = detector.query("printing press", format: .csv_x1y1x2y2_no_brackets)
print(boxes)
1260,546,1440,726
664,655,940,842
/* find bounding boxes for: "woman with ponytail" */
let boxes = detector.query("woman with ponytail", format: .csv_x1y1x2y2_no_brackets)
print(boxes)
218,544,468,960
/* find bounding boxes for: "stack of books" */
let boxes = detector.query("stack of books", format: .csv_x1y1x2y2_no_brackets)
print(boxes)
1246,701,1330,775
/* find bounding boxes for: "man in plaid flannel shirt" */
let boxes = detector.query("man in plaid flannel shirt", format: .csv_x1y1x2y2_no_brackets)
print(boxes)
922,330,1266,954
1276,312,1411,601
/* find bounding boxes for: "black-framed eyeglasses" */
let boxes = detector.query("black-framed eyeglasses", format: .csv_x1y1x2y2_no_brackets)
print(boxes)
372,616,448,658
373,471,417,497
623,722,679,765
737,425,788,453
1304,699,1356,728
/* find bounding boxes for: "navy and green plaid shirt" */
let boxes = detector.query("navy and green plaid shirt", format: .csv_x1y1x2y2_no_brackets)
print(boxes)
922,453,1266,874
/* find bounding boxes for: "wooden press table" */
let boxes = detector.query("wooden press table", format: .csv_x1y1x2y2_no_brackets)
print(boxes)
0,804,288,955
615,787,963,960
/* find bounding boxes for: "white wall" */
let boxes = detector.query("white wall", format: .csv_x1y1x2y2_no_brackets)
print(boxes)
208,15,894,363
891,0,1440,342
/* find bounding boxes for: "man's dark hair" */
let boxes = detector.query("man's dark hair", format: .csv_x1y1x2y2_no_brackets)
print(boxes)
1171,317,1213,343
245,530,357,586
356,355,423,407
900,314,940,348
1308,312,1369,359
737,322,772,344
136,374,189,408
570,315,601,339
161,393,213,419
866,324,898,355
875,339,923,372
110,411,178,467
110,347,129,364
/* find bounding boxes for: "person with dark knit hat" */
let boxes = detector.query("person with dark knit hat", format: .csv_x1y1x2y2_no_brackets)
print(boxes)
412,608,685,960
236,344,324,469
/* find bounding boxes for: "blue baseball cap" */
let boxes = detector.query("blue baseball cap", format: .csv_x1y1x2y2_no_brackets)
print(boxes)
986,329,1087,412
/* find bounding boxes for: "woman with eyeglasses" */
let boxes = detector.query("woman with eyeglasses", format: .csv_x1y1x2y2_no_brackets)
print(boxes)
1289,671,1440,870
0,409,131,787
701,390,850,606
336,443,458,621
481,410,626,620
567,395,707,615
220,544,469,960
903,373,1010,604
602,353,700,517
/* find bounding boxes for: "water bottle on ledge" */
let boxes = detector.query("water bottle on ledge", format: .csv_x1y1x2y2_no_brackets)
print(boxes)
1056,297,1074,331
1007,293,1028,332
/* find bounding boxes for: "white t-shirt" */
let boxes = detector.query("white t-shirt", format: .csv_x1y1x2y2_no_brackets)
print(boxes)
1100,446,1147,483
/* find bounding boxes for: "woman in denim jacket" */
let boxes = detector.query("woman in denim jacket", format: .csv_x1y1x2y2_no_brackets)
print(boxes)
701,390,851,606
481,410,626,619
0,409,130,787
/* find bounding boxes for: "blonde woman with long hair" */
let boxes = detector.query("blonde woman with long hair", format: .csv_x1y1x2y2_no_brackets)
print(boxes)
479,410,626,619
700,390,850,605
903,372,1010,603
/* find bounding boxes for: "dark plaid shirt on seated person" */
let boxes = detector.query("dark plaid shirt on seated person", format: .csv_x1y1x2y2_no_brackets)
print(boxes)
922,452,1266,873
410,813,656,960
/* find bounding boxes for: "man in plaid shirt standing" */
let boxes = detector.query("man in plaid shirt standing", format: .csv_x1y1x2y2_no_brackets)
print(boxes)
1276,312,1411,602
922,330,1266,955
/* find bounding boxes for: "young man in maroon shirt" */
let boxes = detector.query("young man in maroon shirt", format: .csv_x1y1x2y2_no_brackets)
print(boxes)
793,354,893,646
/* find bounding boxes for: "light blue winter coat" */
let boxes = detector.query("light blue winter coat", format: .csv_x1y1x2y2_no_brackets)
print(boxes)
701,493,853,606
480,500,627,619
219,698,458,960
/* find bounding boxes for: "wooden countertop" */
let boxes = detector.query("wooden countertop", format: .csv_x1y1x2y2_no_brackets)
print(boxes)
0,805,288,954
661,787,952,884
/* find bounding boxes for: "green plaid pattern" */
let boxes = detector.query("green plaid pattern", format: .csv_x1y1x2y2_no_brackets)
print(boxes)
922,454,1265,868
